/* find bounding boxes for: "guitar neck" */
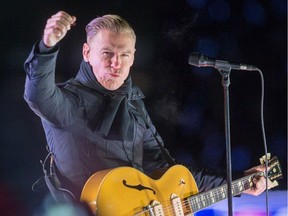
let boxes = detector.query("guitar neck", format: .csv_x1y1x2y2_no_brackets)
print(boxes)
188,172,260,213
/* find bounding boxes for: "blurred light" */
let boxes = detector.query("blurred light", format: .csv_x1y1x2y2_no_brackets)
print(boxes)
194,209,216,216
217,32,239,58
196,37,219,58
179,105,204,134
270,0,287,19
192,37,219,77
231,146,251,171
174,150,194,164
191,67,215,78
234,209,268,216
208,0,231,22
200,132,225,168
44,204,89,216
269,134,287,159
34,195,90,216
179,89,210,135
274,207,288,216
186,0,208,9
243,0,267,26
195,191,287,215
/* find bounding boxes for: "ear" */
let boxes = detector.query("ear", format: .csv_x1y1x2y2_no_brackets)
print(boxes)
130,48,136,67
82,43,90,62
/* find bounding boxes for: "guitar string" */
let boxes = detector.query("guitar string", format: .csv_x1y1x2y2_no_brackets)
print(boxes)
185,177,253,212
134,172,264,215
135,175,255,215
136,179,252,216
139,165,281,215
184,166,278,214
135,180,250,216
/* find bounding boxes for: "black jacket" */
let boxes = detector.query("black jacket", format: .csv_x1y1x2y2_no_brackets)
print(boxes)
24,41,226,199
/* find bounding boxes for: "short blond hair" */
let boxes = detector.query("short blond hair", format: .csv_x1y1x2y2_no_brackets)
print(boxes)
85,14,136,43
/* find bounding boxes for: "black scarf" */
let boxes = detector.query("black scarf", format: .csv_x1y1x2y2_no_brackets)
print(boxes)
75,60,144,141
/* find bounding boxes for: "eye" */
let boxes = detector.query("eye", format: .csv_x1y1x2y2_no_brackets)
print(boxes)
121,53,130,58
102,51,113,57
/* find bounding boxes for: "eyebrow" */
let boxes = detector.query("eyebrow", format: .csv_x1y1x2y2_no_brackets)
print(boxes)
101,47,133,54
100,47,113,52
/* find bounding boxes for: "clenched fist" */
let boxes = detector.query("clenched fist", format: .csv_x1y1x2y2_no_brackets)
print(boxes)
43,11,76,47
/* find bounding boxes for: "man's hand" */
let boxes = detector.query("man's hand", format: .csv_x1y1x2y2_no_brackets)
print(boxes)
43,11,76,47
242,165,274,196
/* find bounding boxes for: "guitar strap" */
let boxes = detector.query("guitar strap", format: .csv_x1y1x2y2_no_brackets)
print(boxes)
32,149,76,203
32,99,176,202
131,100,176,167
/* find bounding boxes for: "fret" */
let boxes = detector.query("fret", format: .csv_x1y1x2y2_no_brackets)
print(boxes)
238,180,244,191
187,174,256,213
222,187,227,199
199,195,205,209
189,195,201,212
196,196,202,210
205,191,214,206
214,187,223,201
184,158,282,215
232,181,240,195
209,191,215,204
80,157,281,215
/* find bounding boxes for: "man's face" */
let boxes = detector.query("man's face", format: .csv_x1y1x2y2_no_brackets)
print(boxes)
83,29,136,90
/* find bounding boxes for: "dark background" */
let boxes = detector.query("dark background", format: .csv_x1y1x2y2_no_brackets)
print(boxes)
0,0,286,215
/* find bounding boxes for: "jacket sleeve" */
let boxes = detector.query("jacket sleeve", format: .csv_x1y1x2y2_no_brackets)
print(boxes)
188,166,227,192
23,41,78,127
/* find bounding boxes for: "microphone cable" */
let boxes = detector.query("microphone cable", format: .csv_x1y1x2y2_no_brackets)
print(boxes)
256,68,270,216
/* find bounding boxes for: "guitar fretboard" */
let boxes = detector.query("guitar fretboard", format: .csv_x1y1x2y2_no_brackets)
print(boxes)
188,173,257,213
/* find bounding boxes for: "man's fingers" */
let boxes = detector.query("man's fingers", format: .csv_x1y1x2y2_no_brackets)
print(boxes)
43,11,76,47
45,20,70,35
44,27,62,39
46,12,76,31
252,176,266,195
51,11,76,25
71,16,77,25
243,176,268,196
254,177,266,189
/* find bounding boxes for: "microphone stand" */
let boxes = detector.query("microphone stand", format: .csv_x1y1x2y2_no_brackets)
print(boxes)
215,62,233,216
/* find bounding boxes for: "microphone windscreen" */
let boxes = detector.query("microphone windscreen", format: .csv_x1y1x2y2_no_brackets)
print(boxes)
188,52,201,66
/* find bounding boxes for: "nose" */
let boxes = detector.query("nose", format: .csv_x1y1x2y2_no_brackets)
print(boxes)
111,54,121,69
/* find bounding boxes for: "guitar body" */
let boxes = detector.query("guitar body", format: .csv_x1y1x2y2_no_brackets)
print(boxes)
80,165,198,216
80,156,282,216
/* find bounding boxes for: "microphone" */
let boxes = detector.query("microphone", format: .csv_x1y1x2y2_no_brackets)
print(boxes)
188,52,258,71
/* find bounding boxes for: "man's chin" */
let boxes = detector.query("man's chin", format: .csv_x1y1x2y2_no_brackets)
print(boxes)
102,81,122,91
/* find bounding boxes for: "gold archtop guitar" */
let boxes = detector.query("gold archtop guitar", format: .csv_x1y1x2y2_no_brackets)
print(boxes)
80,156,281,216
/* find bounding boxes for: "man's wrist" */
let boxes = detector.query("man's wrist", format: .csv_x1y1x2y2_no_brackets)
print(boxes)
36,39,58,54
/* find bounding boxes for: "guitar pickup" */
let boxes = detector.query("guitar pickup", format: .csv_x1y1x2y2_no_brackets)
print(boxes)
143,200,164,216
171,193,185,216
